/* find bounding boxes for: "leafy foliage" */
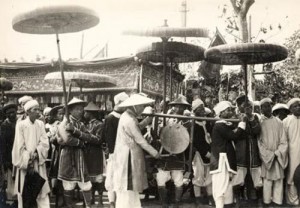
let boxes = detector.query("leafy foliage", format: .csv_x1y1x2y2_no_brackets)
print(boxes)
256,29,300,102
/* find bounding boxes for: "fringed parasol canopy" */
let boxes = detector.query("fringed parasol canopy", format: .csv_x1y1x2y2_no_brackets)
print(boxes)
136,41,205,63
204,43,288,65
44,71,117,89
123,27,210,38
12,5,99,34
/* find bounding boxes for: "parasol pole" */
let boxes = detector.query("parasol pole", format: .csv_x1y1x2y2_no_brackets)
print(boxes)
1,90,5,107
67,82,72,104
187,119,195,176
79,87,84,100
170,58,173,101
162,38,167,115
55,31,69,122
243,63,248,102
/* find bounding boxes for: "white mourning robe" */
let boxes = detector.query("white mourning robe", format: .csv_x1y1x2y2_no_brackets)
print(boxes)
12,117,50,207
283,115,300,205
283,115,300,184
258,116,288,180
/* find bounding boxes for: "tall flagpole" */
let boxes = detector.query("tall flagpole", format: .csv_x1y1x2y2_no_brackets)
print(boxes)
180,0,188,42
80,32,84,59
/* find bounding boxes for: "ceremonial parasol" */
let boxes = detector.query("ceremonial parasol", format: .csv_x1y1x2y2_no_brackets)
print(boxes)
123,22,209,113
0,77,13,106
137,41,205,63
123,27,209,39
44,71,117,94
137,41,205,100
205,43,288,99
12,5,99,121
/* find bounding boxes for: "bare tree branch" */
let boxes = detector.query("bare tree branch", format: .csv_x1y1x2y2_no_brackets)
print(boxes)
230,0,255,18
240,0,255,18
230,0,240,14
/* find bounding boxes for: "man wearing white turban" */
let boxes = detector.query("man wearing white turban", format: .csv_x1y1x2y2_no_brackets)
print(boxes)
272,103,290,121
191,98,213,206
12,100,50,208
210,101,246,208
283,98,300,205
258,98,288,205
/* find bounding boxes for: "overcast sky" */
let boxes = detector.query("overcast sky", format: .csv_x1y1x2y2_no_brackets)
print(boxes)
0,0,299,62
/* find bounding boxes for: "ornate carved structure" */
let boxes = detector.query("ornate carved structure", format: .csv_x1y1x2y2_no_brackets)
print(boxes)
0,56,184,109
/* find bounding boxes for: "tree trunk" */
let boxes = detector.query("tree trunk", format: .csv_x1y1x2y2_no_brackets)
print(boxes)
237,15,249,42
230,0,255,42
229,0,255,98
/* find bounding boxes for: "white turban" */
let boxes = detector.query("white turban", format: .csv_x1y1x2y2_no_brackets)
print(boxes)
272,103,289,113
24,100,39,112
192,98,204,111
114,92,129,106
287,98,300,109
43,107,52,116
205,107,212,115
260,98,272,106
18,95,33,105
214,101,234,117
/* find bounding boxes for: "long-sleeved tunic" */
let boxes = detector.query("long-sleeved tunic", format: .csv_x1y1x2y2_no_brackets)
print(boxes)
210,120,245,174
85,118,104,177
283,115,300,184
104,111,121,154
112,109,158,192
258,116,288,180
0,118,16,170
12,117,50,203
58,115,99,182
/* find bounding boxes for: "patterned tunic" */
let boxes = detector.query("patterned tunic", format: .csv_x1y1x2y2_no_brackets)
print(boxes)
58,116,100,182
85,118,104,178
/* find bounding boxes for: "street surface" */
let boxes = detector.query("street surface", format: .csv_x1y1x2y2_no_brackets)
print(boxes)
48,191,293,208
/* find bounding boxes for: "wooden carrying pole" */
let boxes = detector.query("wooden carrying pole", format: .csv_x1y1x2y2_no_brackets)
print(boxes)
142,113,239,123
144,112,239,179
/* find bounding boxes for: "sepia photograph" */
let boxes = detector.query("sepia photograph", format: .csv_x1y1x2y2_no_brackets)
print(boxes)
0,0,300,207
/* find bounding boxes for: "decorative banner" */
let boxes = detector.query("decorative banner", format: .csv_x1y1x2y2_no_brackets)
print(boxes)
142,63,184,97
1,57,139,93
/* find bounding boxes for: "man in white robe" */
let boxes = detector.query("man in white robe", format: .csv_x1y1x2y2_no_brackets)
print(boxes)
210,101,246,208
12,100,50,208
112,94,159,208
104,92,129,208
283,98,300,205
258,98,288,205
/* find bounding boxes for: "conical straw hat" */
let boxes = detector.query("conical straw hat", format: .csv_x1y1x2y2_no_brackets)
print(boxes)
118,94,154,107
84,102,100,111
67,97,86,107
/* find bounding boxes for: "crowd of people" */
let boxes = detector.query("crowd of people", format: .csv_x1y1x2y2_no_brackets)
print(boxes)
0,92,300,208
